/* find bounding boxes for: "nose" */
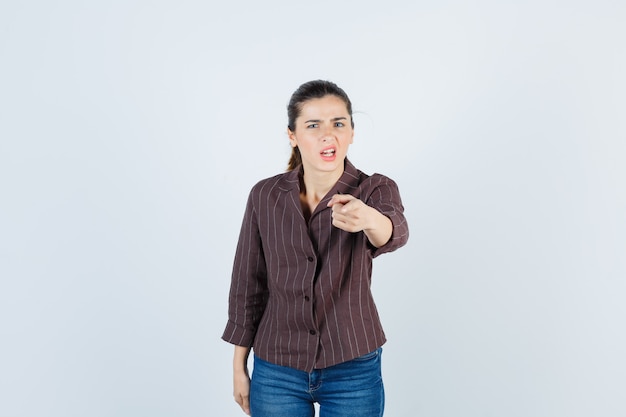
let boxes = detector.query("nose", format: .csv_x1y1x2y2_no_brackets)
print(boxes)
321,125,334,141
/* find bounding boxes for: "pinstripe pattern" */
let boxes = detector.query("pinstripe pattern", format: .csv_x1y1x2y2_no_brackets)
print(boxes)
222,160,409,372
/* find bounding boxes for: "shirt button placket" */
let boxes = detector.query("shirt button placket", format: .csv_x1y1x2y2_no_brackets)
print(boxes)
305,255,317,337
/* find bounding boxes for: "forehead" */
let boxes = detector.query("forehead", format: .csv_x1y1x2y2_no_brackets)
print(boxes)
297,95,349,119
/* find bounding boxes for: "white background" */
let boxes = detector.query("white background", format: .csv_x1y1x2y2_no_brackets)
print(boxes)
1,1,625,416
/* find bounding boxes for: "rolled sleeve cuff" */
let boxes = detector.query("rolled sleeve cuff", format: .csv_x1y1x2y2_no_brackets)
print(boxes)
371,211,409,258
221,320,256,347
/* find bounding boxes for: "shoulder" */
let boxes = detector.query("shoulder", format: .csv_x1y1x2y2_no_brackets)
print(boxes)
248,170,298,200
355,169,401,193
365,172,399,187
350,168,404,208
342,160,399,193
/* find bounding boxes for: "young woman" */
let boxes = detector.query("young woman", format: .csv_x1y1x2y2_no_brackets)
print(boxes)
222,80,409,416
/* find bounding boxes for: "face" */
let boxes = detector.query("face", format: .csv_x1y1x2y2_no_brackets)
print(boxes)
288,95,354,177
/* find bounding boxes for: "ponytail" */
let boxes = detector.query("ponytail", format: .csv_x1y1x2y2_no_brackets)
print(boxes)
287,147,301,171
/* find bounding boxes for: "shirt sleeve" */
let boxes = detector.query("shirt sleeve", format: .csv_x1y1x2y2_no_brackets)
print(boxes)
221,189,269,347
365,175,409,258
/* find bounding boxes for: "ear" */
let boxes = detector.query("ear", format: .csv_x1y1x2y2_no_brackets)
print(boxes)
287,128,298,148
350,128,354,144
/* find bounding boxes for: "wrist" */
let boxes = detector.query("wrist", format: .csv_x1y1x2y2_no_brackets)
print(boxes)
234,366,248,375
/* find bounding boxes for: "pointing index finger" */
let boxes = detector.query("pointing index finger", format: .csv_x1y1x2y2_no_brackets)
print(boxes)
327,193,354,207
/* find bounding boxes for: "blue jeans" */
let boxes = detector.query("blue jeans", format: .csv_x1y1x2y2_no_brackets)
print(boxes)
250,348,384,417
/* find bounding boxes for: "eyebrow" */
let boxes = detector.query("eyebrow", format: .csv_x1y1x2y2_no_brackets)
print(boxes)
304,117,348,124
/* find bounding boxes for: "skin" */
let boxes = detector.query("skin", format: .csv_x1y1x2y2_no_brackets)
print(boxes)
233,345,251,415
232,94,392,415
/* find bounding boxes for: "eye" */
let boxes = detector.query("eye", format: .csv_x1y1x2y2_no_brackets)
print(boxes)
335,121,345,127
306,123,318,129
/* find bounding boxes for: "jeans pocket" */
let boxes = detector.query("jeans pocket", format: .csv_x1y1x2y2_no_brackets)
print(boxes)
352,347,381,362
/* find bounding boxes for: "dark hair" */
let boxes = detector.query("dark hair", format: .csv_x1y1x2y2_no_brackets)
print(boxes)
286,80,354,171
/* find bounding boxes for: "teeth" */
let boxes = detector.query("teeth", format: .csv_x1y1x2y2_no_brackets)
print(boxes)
322,149,335,156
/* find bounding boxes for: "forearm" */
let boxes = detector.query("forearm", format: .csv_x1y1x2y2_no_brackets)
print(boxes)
232,345,252,415
233,345,251,374
363,207,393,248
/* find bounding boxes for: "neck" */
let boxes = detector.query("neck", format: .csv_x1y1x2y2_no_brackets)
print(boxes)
300,163,344,203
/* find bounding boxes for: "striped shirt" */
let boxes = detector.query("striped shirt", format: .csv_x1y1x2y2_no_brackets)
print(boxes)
222,159,409,372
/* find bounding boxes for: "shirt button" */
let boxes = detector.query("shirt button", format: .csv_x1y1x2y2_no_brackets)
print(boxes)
309,330,316,335
304,296,310,302
307,256,314,262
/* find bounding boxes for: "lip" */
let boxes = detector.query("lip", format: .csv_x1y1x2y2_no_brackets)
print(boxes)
320,146,337,161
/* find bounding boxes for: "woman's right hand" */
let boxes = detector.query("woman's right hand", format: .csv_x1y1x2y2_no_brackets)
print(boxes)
233,345,252,415
233,369,251,415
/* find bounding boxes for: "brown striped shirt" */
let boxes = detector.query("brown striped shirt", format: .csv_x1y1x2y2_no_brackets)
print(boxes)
222,160,409,372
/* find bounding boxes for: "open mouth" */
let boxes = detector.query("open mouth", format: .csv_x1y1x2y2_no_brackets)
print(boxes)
321,148,336,158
